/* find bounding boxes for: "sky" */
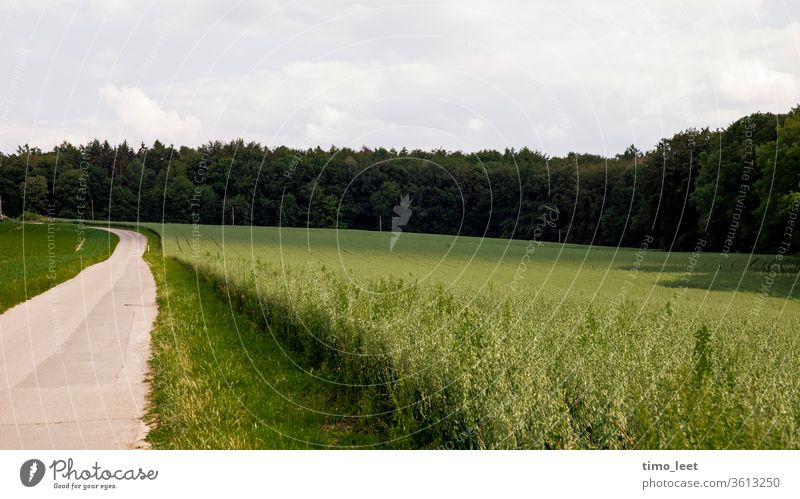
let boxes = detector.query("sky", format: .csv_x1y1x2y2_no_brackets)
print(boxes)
0,0,798,156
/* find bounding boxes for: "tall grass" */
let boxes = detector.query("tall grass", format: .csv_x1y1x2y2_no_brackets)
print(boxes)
140,234,382,449
183,254,800,449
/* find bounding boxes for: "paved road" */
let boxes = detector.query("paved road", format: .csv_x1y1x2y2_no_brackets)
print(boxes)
0,228,157,449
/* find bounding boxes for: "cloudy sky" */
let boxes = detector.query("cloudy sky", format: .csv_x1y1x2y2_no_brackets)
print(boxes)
0,0,798,156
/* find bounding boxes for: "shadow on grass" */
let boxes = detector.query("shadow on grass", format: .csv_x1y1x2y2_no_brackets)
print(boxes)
617,259,799,298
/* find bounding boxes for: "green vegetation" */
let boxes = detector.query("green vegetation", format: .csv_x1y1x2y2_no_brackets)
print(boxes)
0,221,118,313
138,227,382,449
2,106,798,254
146,223,800,449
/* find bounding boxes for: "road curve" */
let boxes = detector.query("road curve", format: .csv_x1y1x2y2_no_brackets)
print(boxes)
0,228,157,449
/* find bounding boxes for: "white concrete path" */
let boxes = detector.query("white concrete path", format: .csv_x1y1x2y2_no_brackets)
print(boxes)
0,228,156,449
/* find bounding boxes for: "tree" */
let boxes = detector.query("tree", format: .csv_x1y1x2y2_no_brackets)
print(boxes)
369,181,401,230
53,169,86,219
278,192,301,227
753,107,800,252
616,144,642,160
691,113,778,252
633,129,713,250
21,175,48,215
0,103,797,252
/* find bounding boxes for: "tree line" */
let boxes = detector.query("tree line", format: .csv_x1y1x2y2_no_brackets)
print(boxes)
1,105,798,253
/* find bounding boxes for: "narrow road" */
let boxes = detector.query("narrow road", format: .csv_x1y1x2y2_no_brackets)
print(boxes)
0,228,157,449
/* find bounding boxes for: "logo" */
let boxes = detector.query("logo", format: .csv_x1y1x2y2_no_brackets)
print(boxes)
390,194,413,251
20,459,45,487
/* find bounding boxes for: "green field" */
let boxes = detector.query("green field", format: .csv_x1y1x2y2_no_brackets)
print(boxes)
146,223,800,449
0,221,118,313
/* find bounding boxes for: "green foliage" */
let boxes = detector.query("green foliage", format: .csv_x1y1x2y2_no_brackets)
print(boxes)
0,103,796,254
754,106,800,251
691,113,779,251
692,324,713,384
139,230,382,449
150,223,800,449
632,128,713,250
21,175,49,214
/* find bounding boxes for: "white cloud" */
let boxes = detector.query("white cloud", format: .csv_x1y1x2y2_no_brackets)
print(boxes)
304,104,397,145
538,123,569,141
99,85,202,144
0,0,798,154
465,117,486,131
305,105,348,141
718,59,800,108
0,122,94,151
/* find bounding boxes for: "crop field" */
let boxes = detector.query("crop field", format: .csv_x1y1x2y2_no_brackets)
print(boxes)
0,221,118,313
148,223,800,449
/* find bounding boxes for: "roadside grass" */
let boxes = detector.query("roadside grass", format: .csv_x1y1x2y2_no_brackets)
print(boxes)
0,221,118,314
137,227,385,449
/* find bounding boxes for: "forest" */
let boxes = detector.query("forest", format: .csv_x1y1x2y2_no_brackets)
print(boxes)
1,105,798,253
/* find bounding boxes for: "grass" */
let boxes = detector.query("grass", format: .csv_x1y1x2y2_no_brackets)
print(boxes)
0,220,118,313
143,223,800,449
136,227,383,448
148,224,798,307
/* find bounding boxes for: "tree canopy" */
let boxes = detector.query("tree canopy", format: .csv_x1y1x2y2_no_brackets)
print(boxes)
1,106,798,254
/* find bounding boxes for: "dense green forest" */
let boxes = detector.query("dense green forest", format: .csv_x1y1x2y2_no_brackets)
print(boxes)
1,106,798,253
